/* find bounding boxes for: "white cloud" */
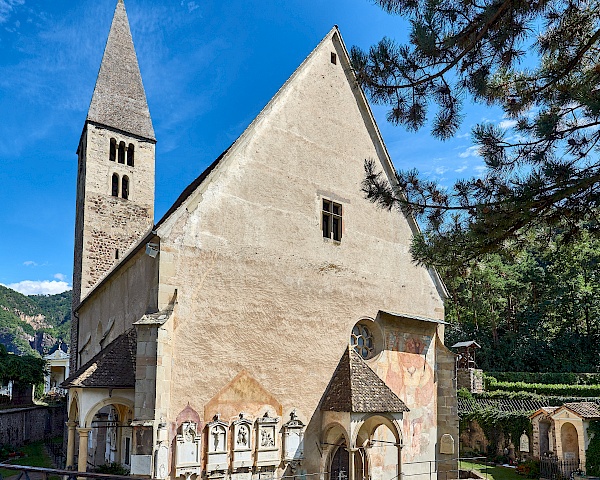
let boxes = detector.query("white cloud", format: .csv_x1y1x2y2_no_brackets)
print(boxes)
459,146,481,158
498,119,517,129
53,273,67,281
0,0,25,25
23,260,37,266
181,1,199,13
454,165,468,173
474,165,487,173
4,280,70,295
435,166,449,175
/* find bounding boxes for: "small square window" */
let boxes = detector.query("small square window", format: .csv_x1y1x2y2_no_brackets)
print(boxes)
322,199,342,241
331,52,337,65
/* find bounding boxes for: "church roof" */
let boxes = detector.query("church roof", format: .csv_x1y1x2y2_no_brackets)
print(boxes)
62,328,136,389
559,402,600,419
451,340,481,349
87,0,155,141
321,346,409,413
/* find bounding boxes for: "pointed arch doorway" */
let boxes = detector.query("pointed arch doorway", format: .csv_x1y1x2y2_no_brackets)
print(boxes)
330,442,367,480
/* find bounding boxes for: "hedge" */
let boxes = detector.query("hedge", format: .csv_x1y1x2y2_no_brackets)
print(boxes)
485,377,600,397
476,389,600,404
486,372,600,385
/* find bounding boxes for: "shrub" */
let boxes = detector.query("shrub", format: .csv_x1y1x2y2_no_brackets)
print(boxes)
517,460,540,478
94,462,129,476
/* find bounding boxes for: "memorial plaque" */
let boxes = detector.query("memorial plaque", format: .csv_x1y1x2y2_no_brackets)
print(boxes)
440,434,455,455
520,433,530,452
155,444,169,479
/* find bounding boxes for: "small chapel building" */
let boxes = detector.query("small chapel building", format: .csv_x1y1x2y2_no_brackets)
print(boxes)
62,2,459,480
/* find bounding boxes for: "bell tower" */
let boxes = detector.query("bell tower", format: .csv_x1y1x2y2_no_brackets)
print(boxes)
71,0,155,369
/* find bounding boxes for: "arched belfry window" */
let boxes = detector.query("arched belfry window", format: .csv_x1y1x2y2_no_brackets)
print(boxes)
109,138,116,162
122,176,129,200
127,144,135,167
118,141,125,164
111,173,119,197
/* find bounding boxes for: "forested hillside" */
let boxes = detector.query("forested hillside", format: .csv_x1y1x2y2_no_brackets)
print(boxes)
0,285,71,356
444,226,600,372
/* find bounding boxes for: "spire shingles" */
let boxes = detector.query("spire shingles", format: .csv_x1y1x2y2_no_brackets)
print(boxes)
87,0,155,141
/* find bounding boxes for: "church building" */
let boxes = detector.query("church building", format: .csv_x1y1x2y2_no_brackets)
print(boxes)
62,1,459,479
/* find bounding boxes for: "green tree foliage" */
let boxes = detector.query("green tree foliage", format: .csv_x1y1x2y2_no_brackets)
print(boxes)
587,421,600,475
463,405,532,454
0,345,45,385
445,226,600,371
353,0,600,267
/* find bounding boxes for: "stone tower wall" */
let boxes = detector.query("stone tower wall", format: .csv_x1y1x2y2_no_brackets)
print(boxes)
75,123,154,299
71,123,154,371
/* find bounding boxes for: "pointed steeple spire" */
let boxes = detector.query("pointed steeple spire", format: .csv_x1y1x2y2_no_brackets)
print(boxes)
87,0,155,140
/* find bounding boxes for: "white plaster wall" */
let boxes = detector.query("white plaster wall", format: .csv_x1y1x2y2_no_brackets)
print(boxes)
156,30,445,477
77,247,158,365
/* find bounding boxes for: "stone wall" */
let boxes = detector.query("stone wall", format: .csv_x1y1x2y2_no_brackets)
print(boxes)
460,419,490,455
72,122,155,373
436,338,459,479
0,405,66,447
457,369,484,394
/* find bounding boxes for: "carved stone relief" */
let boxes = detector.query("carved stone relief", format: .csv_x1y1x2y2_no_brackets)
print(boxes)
206,414,229,473
255,412,280,467
233,412,253,469
175,421,202,479
283,410,305,464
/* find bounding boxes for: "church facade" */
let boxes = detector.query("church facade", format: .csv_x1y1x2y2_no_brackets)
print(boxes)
63,2,459,480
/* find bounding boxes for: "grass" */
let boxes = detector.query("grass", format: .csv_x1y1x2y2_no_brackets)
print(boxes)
0,439,59,479
460,460,523,480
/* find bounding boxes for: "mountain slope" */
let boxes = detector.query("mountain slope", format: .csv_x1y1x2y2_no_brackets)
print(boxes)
0,285,71,355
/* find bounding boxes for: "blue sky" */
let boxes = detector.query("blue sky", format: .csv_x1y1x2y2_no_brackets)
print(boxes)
0,0,506,295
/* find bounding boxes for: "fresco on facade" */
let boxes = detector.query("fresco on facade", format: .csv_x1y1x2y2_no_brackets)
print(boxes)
373,329,436,463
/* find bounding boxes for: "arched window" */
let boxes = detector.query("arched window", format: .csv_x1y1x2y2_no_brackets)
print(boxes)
109,138,116,162
127,144,135,166
118,141,125,164
122,176,129,200
111,173,119,197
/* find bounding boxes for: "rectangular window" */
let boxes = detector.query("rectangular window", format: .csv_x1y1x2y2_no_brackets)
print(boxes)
322,199,342,241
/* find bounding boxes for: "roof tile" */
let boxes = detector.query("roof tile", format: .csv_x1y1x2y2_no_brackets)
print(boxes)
322,347,409,413
62,328,136,389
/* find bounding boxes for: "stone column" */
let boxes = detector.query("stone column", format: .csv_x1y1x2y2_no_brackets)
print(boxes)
115,421,123,464
77,428,92,473
397,444,403,480
66,421,77,468
349,448,356,480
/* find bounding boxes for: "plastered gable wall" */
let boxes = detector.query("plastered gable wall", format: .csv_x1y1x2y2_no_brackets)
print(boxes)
77,247,158,365
156,30,446,475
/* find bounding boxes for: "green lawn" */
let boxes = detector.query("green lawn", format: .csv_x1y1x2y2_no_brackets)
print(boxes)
0,439,59,479
460,460,523,480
